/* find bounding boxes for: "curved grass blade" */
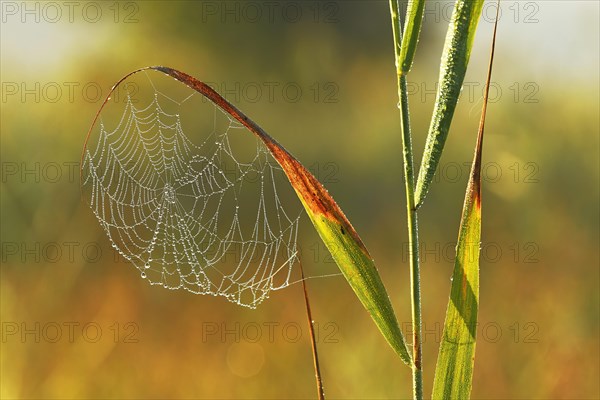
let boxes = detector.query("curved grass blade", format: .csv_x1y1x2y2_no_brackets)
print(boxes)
82,66,412,365
414,0,485,206
432,4,499,398
157,66,412,364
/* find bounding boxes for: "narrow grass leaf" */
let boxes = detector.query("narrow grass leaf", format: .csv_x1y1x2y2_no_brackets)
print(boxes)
432,5,499,398
431,176,480,399
151,66,412,365
414,0,485,206
299,205,411,365
399,0,426,74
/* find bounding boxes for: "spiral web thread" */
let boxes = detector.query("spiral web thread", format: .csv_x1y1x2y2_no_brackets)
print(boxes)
81,73,303,308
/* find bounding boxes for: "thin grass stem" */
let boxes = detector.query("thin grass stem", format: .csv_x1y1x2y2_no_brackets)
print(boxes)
389,1,423,399
300,261,325,400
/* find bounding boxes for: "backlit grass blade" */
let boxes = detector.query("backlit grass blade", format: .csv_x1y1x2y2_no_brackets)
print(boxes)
299,204,411,365
150,66,412,365
399,0,426,75
431,168,480,399
432,5,499,398
414,0,484,206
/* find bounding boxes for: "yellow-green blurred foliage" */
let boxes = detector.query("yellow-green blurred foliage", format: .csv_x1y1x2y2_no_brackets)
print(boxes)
1,1,598,399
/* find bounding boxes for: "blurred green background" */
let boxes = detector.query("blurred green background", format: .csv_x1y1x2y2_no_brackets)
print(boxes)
1,1,598,399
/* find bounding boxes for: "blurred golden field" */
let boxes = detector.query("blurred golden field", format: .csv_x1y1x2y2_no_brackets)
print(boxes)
1,1,598,399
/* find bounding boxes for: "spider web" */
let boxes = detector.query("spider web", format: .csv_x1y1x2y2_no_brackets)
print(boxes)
81,71,307,308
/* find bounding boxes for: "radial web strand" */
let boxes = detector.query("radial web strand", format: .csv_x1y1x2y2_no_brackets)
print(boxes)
81,71,308,308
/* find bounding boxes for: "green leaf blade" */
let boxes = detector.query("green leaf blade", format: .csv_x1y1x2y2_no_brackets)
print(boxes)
400,0,426,74
431,186,481,399
300,199,412,365
414,0,485,206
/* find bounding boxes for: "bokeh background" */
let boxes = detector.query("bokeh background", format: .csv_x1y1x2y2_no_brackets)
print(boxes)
1,1,598,399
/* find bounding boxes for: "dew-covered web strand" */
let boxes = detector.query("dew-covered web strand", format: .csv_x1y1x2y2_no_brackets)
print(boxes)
82,70,321,308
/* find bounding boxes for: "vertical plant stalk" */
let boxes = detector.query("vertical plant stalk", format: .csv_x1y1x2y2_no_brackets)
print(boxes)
300,261,325,400
389,1,423,399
